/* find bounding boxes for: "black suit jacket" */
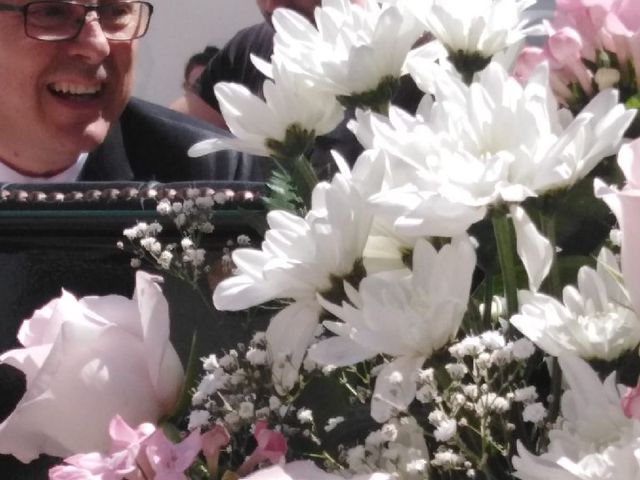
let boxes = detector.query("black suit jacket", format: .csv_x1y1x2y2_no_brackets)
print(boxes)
80,97,268,183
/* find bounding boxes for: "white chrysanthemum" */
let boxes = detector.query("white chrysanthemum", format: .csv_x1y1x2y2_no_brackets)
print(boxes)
188,58,343,158
353,61,633,288
512,355,640,480
272,0,423,99
407,0,541,58
511,248,640,361
213,153,384,391
309,236,476,422
360,62,634,233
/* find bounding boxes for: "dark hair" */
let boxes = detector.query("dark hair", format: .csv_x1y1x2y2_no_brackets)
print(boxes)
183,45,220,86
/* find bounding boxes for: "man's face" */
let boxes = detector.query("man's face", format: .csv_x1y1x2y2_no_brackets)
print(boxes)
0,0,136,170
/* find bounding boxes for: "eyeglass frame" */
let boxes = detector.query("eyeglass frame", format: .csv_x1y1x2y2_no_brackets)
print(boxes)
0,0,154,42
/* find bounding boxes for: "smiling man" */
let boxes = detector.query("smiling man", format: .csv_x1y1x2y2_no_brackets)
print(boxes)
0,0,262,183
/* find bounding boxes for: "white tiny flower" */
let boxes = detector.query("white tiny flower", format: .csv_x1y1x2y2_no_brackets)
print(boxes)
450,393,466,408
218,354,236,370
476,393,509,415
188,410,210,430
432,449,466,468
325,416,345,432
201,354,219,371
148,222,163,235
158,251,173,270
246,347,268,366
462,384,479,399
522,402,547,423
156,199,172,215
237,234,251,246
116,241,124,249
416,384,437,403
489,346,513,366
269,396,282,411
428,410,448,427
476,352,492,370
296,408,313,424
238,401,255,420
480,331,506,351
191,391,207,406
346,445,367,470
514,387,538,403
449,336,485,359
435,419,457,442
445,363,468,380
406,458,428,473
130,258,141,269
511,338,536,360
417,368,435,385
197,370,228,396
181,238,194,250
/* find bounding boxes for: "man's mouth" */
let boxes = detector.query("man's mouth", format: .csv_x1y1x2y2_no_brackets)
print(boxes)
48,82,104,100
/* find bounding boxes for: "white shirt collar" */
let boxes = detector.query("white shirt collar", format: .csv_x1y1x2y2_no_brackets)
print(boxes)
0,153,87,184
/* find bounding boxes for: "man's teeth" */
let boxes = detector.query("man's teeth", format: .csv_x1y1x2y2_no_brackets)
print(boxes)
51,83,102,95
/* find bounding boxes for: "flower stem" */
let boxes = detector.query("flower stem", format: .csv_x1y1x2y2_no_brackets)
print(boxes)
492,211,519,318
535,210,563,424
167,330,201,423
536,211,561,297
290,153,319,210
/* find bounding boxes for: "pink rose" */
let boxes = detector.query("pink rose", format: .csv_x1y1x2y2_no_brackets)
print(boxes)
596,138,640,315
0,272,184,463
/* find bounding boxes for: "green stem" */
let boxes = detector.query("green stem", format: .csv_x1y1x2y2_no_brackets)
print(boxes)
537,211,561,297
492,212,519,318
547,357,563,426
290,154,319,210
167,330,201,423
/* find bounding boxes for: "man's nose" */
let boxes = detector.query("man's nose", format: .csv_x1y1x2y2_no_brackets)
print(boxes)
67,12,111,63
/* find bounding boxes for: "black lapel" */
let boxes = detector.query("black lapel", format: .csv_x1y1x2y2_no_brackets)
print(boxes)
78,121,135,181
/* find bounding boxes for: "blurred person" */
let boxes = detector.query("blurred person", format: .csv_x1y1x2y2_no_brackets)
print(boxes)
172,0,370,128
182,45,220,91
171,0,366,173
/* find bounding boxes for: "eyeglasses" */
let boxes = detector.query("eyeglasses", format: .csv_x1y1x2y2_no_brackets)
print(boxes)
0,1,153,41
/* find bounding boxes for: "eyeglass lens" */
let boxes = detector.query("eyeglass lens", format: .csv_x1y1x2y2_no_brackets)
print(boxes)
26,1,150,41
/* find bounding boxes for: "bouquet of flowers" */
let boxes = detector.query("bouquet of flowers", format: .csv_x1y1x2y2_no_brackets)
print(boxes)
2,0,640,479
